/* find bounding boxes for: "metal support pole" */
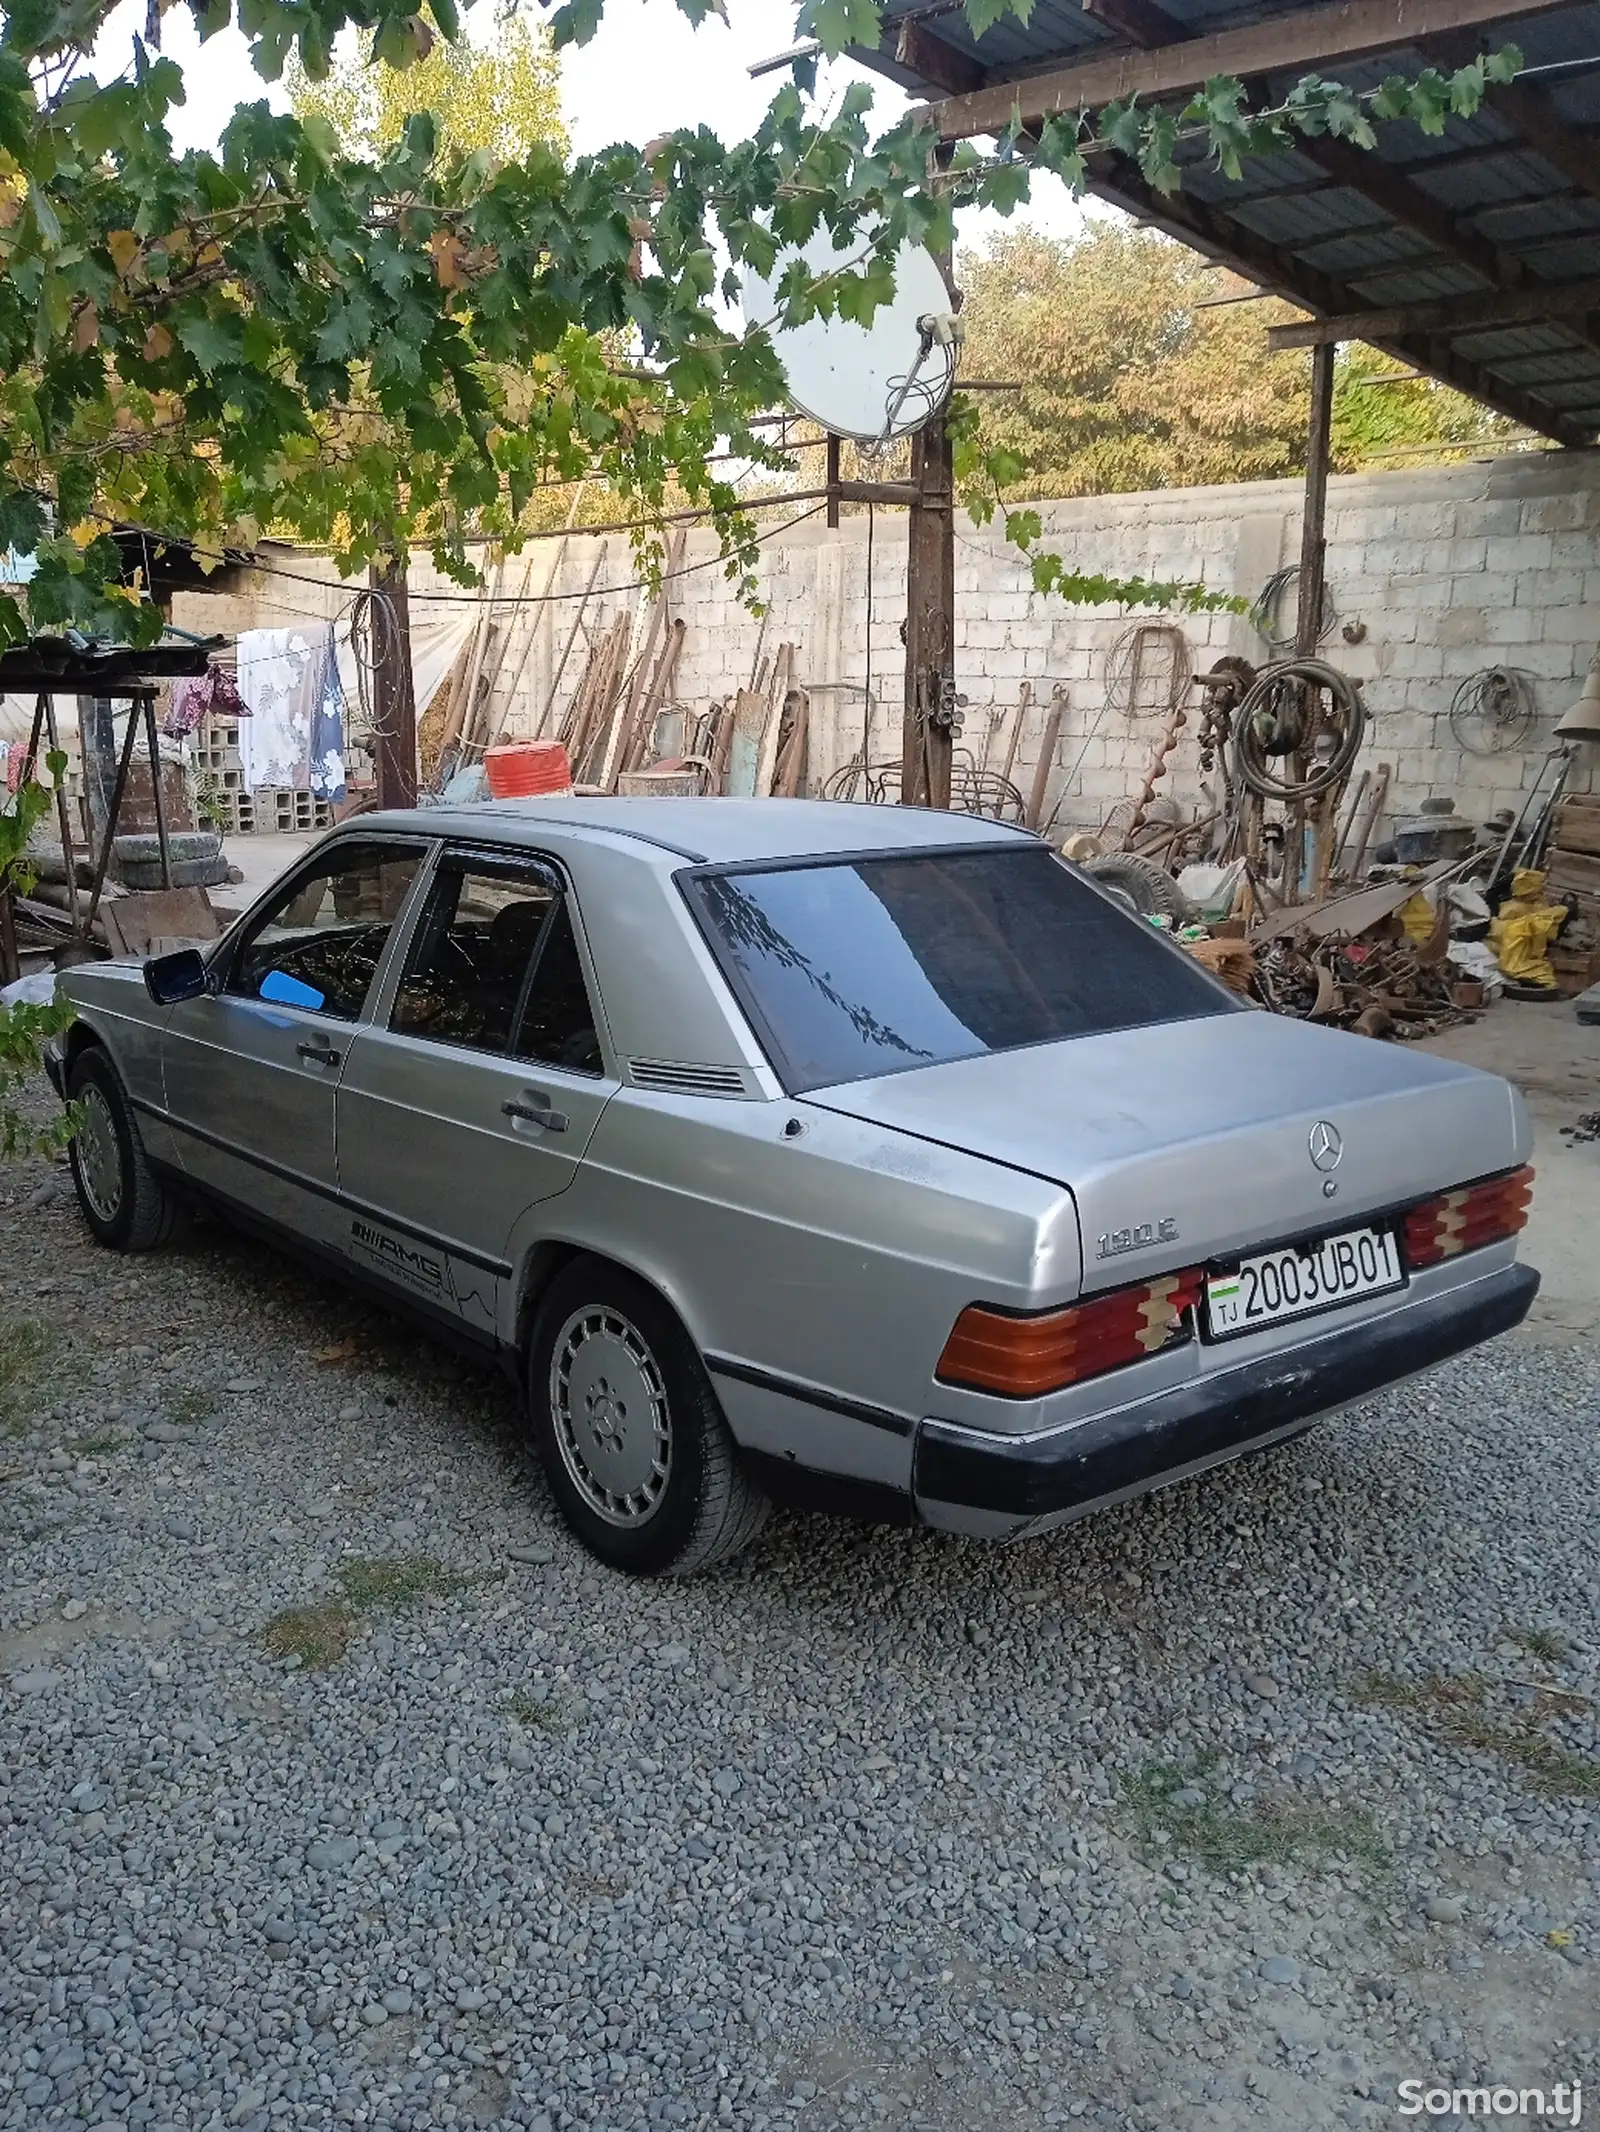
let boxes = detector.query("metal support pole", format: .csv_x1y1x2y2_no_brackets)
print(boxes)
85,693,146,937
1295,341,1336,658
901,411,956,810
39,692,82,934
1291,340,1337,901
825,435,841,530
142,694,172,890
371,549,418,810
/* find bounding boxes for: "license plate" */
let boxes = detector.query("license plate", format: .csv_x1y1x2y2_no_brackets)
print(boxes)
1204,1225,1404,1340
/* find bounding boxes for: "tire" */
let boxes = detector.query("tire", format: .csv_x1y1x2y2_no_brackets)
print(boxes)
1082,852,1190,923
66,1047,180,1252
526,1258,770,1576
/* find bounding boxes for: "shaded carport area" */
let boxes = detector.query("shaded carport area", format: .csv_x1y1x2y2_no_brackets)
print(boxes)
854,0,1600,454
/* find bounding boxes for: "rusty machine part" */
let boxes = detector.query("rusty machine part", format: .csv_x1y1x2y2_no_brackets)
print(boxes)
1193,656,1257,774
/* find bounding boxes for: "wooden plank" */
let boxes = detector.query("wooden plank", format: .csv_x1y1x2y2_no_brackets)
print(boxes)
1554,800,1600,857
755,644,793,798
1547,846,1600,896
917,0,1570,144
1268,276,1600,350
725,688,770,798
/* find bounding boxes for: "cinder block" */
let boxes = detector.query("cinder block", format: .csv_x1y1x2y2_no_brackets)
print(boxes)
1521,492,1588,534
1515,570,1584,608
1393,503,1457,543
1543,604,1600,644
1483,534,1555,575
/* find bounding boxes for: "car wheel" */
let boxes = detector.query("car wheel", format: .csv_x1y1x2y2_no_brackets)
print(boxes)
527,1258,770,1576
67,1048,179,1252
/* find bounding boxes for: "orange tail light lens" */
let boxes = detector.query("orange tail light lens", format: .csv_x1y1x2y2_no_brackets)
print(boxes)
937,1267,1204,1399
1402,1165,1534,1270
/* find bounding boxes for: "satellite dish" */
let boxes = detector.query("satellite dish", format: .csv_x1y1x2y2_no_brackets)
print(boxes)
742,227,960,444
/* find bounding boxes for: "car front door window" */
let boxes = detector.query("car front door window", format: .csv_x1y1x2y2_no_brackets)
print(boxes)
227,842,423,1021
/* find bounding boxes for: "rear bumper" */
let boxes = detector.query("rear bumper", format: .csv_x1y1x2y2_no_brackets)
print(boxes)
42,1037,67,1098
913,1259,1539,1537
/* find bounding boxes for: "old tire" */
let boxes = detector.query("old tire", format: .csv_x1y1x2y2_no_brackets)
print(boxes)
1082,852,1190,923
526,1258,770,1577
66,1048,179,1251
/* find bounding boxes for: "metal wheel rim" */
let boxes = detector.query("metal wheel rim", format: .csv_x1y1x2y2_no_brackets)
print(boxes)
549,1305,672,1528
74,1085,123,1225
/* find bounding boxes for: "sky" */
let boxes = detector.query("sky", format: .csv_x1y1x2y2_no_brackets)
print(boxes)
88,0,1091,253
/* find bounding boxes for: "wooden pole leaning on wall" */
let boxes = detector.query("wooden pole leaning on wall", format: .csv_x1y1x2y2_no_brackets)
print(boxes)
370,549,418,810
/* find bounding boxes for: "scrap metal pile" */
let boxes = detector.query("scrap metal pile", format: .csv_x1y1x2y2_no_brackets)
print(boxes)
1249,933,1463,1040
1051,624,1600,1042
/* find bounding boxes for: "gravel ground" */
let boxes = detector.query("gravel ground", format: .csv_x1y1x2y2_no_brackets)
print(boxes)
2,1125,1598,2132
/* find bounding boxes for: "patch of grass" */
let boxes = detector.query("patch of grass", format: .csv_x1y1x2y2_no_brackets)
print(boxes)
1357,1670,1600,1801
505,1691,572,1735
263,1601,357,1669
261,1554,483,1671
70,1431,124,1456
334,1555,476,1611
1503,1625,1569,1667
0,1318,59,1433
167,1385,219,1428
1122,1756,1387,1878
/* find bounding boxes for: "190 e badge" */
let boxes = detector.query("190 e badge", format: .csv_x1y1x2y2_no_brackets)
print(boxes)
1097,1216,1180,1260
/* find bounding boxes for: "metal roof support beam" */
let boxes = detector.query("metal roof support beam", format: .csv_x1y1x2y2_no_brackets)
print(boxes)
1268,275,1600,347
1088,152,1592,445
1294,134,1521,290
916,0,1571,142
1425,29,1600,204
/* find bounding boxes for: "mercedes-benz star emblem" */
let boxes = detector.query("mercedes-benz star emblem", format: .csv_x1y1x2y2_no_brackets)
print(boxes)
1308,1120,1343,1173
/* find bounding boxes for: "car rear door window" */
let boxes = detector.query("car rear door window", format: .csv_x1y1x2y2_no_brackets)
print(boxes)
391,863,559,1053
225,841,423,1020
389,857,604,1075
686,844,1234,1091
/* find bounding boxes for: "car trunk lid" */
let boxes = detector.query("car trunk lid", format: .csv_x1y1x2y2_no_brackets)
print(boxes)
804,1013,1521,1292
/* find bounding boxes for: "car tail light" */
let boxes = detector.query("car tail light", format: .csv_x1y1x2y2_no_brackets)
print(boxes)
1401,1165,1534,1270
937,1268,1204,1398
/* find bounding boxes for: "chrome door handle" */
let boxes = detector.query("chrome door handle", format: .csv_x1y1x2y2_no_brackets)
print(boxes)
503,1093,569,1133
296,1037,341,1068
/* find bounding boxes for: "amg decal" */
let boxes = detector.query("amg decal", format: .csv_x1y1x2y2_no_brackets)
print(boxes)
1097,1216,1179,1261
350,1219,446,1295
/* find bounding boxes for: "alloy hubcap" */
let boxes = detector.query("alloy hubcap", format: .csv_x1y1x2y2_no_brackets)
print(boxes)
74,1086,123,1224
550,1305,671,1528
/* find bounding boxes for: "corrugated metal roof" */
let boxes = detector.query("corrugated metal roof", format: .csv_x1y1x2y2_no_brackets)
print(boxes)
861,0,1600,443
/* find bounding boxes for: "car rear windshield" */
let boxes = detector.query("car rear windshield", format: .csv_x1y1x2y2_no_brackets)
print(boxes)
685,845,1235,1092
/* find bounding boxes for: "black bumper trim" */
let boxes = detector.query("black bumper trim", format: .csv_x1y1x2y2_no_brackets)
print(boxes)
914,1262,1540,1521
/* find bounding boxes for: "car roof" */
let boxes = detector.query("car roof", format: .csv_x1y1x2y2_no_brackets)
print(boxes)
349,797,1035,866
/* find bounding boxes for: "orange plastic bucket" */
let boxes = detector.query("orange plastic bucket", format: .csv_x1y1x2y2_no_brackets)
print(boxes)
483,740,573,799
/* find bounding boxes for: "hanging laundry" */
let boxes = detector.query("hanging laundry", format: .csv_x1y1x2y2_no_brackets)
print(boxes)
235,624,345,802
163,664,249,741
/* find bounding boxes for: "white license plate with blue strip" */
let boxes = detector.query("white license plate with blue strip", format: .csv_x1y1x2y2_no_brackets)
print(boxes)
1204,1225,1404,1341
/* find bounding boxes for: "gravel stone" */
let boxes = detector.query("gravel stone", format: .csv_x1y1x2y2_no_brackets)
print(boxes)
10,1667,63,1695
1,1130,1594,2132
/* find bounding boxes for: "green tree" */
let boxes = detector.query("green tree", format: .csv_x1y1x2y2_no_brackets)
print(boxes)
0,0,1522,642
958,223,1518,502
287,6,566,168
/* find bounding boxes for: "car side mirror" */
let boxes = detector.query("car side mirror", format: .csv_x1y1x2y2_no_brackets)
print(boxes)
144,948,210,1005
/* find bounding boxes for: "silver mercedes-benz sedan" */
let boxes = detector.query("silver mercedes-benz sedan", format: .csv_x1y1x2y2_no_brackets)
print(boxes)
48,799,1537,1575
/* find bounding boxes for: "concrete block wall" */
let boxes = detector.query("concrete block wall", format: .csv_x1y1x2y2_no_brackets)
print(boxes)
178,442,1600,837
